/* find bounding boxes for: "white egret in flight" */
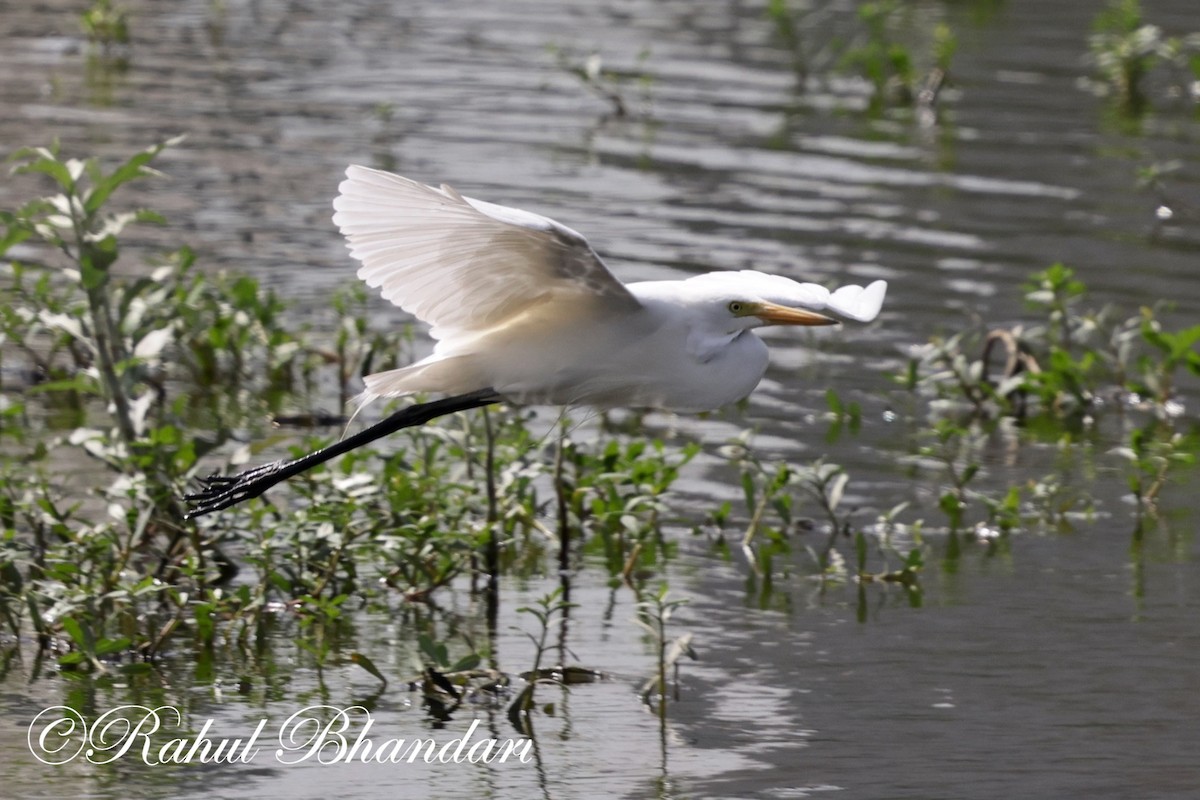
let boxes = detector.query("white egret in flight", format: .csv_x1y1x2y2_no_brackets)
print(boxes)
185,167,886,516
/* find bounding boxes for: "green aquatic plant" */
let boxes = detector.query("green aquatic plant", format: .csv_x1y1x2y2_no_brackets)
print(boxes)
765,0,810,83
567,434,699,575
839,1,956,116
714,441,925,599
853,527,923,617
1088,0,1200,113
843,1,914,107
0,140,481,668
1132,314,1200,412
1118,424,1197,521
5,140,178,447
547,45,654,119
409,630,487,717
796,458,853,564
916,419,990,535
906,262,1198,423
509,587,577,731
632,583,693,716
1089,0,1165,112
732,440,796,550
825,388,863,440
0,463,199,671
81,0,130,51
901,259,1199,542
1,141,224,666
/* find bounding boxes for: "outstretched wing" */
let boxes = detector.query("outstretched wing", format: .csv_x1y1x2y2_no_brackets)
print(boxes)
331,166,639,340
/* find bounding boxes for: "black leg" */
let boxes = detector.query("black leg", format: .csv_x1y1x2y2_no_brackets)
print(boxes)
184,389,503,518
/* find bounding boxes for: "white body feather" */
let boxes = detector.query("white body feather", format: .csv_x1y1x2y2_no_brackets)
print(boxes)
331,166,887,412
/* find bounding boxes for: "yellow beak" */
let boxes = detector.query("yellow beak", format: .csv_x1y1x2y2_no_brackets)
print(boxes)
753,301,838,327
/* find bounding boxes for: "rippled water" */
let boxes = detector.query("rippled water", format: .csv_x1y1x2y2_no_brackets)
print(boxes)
2,0,1199,798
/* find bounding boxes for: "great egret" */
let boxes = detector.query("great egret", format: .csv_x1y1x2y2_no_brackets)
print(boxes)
185,167,887,517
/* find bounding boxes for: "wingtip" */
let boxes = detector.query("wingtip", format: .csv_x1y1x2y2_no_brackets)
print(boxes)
851,279,887,323
339,163,376,191
333,164,371,215
828,279,887,323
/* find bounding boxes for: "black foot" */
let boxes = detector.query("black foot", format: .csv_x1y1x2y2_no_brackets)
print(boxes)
184,460,286,518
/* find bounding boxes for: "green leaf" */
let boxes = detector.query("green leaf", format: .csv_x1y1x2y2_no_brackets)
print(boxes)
1167,325,1200,361
60,616,89,649
25,375,98,396
350,652,389,686
939,492,963,528
417,633,448,667
12,148,75,190
25,594,46,634
0,560,22,594
194,603,215,642
134,208,167,226
79,252,111,290
95,636,132,656
57,651,88,667
119,662,155,675
740,471,756,512
0,219,33,257
83,137,182,215
905,547,923,569
451,653,482,672
826,388,843,416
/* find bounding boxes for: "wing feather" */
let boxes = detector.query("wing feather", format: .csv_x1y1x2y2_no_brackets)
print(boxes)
331,166,639,339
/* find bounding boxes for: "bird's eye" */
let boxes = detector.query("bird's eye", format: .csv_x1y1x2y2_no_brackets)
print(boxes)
728,301,744,314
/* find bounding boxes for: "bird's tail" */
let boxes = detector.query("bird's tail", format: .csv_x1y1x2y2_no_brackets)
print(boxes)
357,355,486,405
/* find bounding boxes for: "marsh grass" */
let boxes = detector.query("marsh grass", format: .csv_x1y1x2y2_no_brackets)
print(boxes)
1087,0,1200,114
904,260,1199,540
764,0,957,119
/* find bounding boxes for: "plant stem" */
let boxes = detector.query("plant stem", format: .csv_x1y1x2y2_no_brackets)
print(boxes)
482,407,500,632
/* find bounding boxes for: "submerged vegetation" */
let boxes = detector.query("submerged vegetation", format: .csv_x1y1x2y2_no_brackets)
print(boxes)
761,0,1200,124
766,0,957,119
1086,0,1200,113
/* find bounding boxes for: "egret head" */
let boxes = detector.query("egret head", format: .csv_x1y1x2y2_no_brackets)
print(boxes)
723,297,838,332
675,271,842,335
